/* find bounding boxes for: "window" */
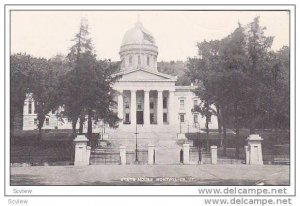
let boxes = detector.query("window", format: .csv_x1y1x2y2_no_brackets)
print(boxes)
34,101,37,114
46,118,49,126
147,56,150,66
28,101,32,114
34,118,38,125
193,99,198,107
138,104,142,110
163,113,167,123
122,58,125,67
125,101,129,109
163,97,167,108
194,114,198,123
180,99,185,110
150,102,154,109
180,114,185,123
52,110,55,114
138,56,141,65
125,113,130,123
129,56,132,66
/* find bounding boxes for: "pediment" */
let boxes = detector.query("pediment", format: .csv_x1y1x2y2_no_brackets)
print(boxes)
116,69,177,82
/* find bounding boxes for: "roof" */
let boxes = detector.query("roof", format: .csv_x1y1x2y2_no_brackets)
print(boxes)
121,21,156,46
113,68,177,82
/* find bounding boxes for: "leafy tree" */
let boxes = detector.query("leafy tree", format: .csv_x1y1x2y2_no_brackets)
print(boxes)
29,57,60,139
187,40,221,151
10,54,33,137
219,23,248,157
61,18,120,138
186,17,288,157
244,16,274,134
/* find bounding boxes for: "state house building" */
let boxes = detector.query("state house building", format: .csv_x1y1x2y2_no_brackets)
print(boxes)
22,20,218,134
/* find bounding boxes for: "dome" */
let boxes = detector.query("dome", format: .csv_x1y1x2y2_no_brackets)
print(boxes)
119,19,158,72
121,21,156,46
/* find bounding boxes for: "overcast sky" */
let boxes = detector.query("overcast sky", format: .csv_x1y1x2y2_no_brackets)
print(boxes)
11,11,289,61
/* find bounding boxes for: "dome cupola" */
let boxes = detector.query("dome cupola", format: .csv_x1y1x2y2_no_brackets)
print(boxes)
119,18,158,72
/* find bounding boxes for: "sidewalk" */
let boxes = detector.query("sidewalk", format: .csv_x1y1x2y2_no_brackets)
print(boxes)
10,164,289,186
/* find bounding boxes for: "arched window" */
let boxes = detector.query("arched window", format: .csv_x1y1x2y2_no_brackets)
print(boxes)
147,56,150,66
138,56,141,65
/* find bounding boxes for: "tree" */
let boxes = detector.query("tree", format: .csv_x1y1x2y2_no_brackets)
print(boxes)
61,18,120,138
10,54,33,137
29,57,60,139
187,40,221,151
61,18,95,136
244,16,274,134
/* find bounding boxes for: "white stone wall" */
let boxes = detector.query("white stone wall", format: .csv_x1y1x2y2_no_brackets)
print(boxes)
173,88,218,131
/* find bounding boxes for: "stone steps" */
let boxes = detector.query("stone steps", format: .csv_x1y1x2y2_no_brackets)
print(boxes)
107,128,182,164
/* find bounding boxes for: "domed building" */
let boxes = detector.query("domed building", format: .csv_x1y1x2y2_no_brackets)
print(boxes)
119,20,158,72
22,19,218,141
110,19,218,132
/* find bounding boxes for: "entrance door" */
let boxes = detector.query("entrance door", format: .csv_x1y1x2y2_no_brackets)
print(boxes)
136,111,144,124
150,113,154,124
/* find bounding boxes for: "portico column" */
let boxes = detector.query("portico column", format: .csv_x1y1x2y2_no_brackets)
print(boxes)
130,90,137,125
117,90,123,122
168,90,175,125
144,90,150,125
157,90,163,125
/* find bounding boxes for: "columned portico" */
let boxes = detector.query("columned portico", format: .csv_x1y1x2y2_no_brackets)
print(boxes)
130,90,137,125
168,90,175,125
157,90,163,125
144,90,150,125
117,90,123,121
118,89,174,126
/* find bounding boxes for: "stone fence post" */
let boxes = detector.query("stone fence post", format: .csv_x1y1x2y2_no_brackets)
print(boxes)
244,145,250,164
210,145,217,164
120,146,126,165
86,146,91,165
183,143,190,164
73,135,89,166
148,144,155,165
247,134,264,165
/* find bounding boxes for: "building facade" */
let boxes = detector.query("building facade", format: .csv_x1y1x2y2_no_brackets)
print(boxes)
22,20,218,133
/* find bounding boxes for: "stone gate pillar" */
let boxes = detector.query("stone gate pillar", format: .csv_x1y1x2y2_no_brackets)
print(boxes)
120,145,126,165
210,145,217,164
183,143,190,164
74,135,90,166
247,134,264,165
244,145,250,164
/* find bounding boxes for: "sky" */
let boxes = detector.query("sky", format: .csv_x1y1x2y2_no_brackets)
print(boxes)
11,10,289,61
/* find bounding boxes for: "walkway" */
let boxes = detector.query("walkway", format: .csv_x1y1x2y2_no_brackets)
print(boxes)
10,164,289,186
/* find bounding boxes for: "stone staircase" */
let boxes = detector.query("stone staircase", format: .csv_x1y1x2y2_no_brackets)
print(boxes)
107,125,183,164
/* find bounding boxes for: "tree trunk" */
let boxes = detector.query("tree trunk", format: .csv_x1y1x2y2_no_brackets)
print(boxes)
216,104,223,147
38,127,42,141
235,128,240,159
37,116,45,141
222,121,227,156
10,110,16,143
206,118,210,151
10,109,15,140
234,103,240,158
249,124,256,134
79,114,85,134
87,110,93,140
72,119,77,138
